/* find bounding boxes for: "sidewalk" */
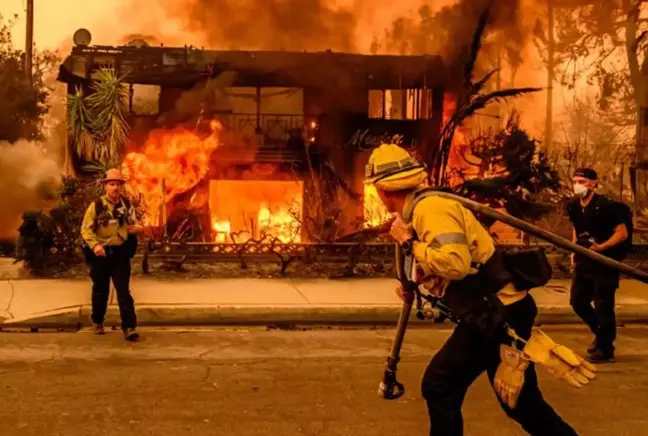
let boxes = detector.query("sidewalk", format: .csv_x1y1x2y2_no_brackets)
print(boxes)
1,277,648,329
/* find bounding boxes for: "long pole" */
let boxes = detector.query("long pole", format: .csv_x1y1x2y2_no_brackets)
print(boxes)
428,191,648,283
25,0,34,83
379,244,410,400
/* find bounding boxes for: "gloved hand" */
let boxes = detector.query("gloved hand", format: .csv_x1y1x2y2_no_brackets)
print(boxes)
522,328,597,388
493,345,530,409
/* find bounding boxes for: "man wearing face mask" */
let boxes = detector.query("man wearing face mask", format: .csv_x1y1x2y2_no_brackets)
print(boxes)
566,167,629,363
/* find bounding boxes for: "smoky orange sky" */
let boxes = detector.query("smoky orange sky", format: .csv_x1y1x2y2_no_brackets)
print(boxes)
1,0,444,53
1,0,201,51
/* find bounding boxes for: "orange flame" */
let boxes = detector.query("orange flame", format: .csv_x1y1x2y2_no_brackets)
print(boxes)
257,203,301,243
211,205,301,243
363,184,393,228
209,180,302,244
212,219,231,243
122,120,222,225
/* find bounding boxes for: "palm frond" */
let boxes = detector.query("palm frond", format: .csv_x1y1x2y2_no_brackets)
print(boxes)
463,1,494,83
85,68,130,161
454,87,542,124
435,84,542,185
470,69,499,95
67,87,98,161
475,87,542,102
77,131,97,161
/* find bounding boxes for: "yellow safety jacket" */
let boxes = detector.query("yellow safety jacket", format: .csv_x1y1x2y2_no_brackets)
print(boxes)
81,196,135,249
403,189,527,306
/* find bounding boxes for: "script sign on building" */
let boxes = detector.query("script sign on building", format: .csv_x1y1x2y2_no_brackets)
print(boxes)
344,118,424,152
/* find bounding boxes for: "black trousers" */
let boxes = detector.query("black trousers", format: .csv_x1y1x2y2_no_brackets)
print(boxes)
88,245,137,330
421,295,576,436
570,273,618,355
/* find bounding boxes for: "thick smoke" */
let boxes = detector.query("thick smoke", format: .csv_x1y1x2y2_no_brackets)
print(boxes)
153,0,360,52
376,0,528,69
116,0,534,64
0,141,61,240
443,0,527,67
118,0,532,65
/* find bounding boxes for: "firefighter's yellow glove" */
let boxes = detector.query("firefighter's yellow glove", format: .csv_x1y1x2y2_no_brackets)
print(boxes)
493,345,530,409
522,328,597,388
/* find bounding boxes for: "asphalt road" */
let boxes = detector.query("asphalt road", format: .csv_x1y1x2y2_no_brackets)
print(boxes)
0,325,647,436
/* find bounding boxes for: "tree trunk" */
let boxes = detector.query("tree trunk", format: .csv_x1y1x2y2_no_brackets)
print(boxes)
545,0,554,154
624,0,647,226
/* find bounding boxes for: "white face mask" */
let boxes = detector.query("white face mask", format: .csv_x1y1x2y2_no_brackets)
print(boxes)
573,183,589,198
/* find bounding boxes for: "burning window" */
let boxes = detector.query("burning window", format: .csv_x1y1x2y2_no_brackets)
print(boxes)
368,89,433,120
209,180,303,243
363,184,394,228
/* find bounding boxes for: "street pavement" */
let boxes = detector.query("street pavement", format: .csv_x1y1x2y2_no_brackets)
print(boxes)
0,326,647,435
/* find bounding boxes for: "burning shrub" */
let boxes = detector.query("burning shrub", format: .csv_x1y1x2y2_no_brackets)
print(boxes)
299,154,364,243
448,113,562,238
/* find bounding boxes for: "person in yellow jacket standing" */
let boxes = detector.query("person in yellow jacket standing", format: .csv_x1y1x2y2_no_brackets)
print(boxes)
81,169,144,341
365,144,595,436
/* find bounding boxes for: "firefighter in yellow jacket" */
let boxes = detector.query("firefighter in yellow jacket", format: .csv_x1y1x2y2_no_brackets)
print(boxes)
81,169,143,341
365,144,595,436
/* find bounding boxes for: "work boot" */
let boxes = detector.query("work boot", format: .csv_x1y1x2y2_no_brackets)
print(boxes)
587,349,615,364
123,328,140,342
93,323,105,335
587,339,597,354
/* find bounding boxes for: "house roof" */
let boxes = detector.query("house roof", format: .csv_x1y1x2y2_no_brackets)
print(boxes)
57,44,447,89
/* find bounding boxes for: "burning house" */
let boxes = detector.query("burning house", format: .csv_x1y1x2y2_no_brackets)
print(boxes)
57,36,449,244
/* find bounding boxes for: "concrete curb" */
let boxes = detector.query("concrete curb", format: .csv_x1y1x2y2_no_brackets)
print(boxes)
2,304,648,329
0,310,10,323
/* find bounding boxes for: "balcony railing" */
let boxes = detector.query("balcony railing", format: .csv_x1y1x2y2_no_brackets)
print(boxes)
214,112,312,142
211,112,316,163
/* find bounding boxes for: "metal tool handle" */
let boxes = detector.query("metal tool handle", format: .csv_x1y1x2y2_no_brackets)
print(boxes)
379,300,412,400
379,244,415,400
379,368,406,400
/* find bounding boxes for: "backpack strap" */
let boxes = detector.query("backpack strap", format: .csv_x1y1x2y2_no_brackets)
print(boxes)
402,187,442,224
93,198,105,229
399,188,442,282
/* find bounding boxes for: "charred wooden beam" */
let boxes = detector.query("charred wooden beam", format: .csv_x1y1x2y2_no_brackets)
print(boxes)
57,45,446,89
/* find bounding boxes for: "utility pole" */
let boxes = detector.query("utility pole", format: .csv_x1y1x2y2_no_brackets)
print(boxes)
545,0,554,154
25,0,34,83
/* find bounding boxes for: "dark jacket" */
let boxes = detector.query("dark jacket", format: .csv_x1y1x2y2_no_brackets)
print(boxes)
566,193,625,281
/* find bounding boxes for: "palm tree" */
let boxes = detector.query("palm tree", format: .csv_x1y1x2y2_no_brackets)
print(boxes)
67,68,130,170
433,4,542,186
431,5,564,234
67,87,95,162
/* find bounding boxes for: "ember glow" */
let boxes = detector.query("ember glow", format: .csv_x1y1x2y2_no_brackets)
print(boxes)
364,184,393,228
212,219,231,243
209,180,303,243
122,120,222,225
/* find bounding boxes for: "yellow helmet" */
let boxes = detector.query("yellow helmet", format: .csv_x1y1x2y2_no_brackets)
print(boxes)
364,143,427,191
